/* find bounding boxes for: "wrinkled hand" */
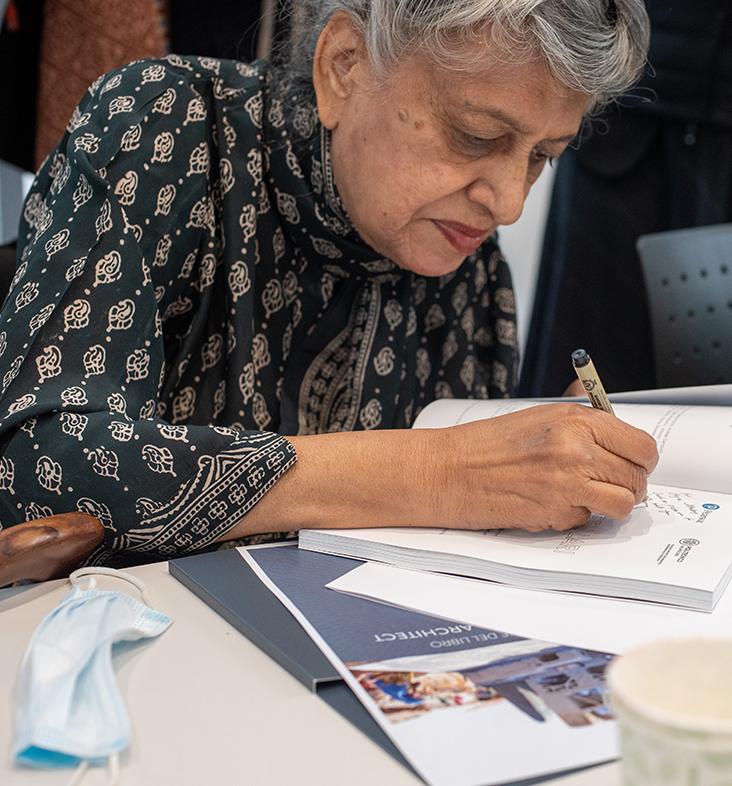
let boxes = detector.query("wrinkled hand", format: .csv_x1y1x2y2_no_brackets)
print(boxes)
430,402,658,532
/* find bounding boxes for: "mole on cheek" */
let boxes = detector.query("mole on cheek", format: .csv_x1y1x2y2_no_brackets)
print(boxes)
414,120,424,130
398,109,408,121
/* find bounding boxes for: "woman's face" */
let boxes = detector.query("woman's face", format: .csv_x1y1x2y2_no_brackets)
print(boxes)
323,45,588,278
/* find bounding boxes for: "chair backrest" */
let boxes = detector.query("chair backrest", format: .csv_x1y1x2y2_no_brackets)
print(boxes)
637,223,732,389
0,513,104,586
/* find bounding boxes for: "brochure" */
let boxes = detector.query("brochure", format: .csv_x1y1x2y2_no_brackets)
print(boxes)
240,543,619,786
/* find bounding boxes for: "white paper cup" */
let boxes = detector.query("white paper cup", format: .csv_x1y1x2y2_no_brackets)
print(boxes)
607,637,732,785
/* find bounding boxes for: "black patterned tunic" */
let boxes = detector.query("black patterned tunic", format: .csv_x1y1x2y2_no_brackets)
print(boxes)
0,55,518,567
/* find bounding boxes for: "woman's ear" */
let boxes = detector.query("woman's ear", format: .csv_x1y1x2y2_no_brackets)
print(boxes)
313,11,369,130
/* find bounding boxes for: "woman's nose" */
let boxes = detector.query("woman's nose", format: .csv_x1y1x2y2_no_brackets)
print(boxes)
466,159,529,227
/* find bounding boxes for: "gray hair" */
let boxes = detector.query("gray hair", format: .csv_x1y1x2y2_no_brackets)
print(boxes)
279,0,650,113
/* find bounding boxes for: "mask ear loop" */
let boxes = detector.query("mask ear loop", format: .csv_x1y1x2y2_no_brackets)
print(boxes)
69,566,154,608
108,753,120,785
65,759,88,786
64,753,119,786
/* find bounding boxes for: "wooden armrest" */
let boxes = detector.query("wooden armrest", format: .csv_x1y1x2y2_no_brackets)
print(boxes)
0,513,105,586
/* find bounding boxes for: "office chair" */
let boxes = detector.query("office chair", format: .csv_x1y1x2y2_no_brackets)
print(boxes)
0,512,104,586
637,223,732,388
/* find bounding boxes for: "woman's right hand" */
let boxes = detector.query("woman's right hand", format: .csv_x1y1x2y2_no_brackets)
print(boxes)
427,402,659,532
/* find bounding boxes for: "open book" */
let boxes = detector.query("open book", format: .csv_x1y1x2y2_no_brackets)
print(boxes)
299,396,732,612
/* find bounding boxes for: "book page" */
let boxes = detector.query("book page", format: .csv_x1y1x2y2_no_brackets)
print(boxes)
412,397,553,428
609,383,732,406
612,405,732,492
302,484,732,610
412,384,732,430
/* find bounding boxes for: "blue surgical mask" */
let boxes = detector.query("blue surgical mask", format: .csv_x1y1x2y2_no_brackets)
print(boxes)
14,567,173,783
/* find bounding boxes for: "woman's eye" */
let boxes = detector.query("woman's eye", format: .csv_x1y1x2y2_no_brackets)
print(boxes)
532,150,559,164
454,130,499,155
530,149,556,168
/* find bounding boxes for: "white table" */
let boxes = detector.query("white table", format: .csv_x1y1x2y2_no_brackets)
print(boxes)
0,561,621,786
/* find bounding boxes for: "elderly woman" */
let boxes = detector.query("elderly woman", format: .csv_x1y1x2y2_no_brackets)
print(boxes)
0,0,657,566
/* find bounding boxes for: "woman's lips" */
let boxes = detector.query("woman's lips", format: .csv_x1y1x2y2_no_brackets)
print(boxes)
433,220,490,255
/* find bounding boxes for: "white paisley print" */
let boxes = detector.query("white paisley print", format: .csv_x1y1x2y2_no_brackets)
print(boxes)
0,56,517,568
